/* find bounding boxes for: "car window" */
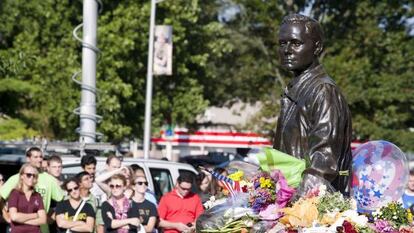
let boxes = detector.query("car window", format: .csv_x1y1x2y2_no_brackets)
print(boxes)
149,168,173,201
61,164,83,180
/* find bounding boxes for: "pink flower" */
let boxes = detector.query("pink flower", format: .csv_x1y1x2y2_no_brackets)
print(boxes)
259,204,283,220
270,170,296,207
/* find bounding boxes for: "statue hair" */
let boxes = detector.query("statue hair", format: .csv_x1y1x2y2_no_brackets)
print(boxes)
281,14,324,47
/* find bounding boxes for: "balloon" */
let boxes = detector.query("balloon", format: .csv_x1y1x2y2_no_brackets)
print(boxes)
351,140,409,213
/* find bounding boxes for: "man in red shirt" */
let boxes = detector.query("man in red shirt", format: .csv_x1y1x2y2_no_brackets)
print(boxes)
158,173,204,233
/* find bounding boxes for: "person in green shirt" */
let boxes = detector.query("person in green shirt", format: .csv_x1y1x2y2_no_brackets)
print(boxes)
0,147,65,233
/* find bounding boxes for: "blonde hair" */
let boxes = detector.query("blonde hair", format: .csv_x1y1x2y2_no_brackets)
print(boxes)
17,163,38,191
110,174,127,186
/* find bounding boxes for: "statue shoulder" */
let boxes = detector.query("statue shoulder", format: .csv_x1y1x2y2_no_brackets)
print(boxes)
315,73,336,87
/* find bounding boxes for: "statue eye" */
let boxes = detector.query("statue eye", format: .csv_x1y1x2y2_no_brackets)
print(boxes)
279,41,287,46
293,40,302,46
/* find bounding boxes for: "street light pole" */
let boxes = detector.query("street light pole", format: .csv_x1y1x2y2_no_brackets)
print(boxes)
143,0,158,159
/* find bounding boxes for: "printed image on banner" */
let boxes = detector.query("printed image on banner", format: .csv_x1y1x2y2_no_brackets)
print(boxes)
153,25,173,76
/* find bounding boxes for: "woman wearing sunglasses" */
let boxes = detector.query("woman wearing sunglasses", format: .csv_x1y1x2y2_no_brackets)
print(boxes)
101,174,141,233
56,178,95,233
55,177,95,233
8,163,46,233
132,176,158,233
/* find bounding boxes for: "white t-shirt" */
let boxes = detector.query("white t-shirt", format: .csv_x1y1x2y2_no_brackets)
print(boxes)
90,182,107,206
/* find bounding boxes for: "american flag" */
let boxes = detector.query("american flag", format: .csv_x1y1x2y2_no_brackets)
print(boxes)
206,169,241,196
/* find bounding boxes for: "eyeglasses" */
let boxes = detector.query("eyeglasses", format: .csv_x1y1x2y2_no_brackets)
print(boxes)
109,184,123,189
179,185,191,191
67,186,79,193
135,181,148,186
24,173,37,179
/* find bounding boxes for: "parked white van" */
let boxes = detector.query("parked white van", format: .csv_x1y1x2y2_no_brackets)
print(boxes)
60,156,198,201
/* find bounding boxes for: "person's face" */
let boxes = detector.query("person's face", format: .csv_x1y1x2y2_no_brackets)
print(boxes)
27,151,43,169
278,23,318,75
408,175,414,192
83,164,96,180
156,33,167,44
21,166,38,188
200,176,210,192
177,181,192,197
41,161,48,171
80,174,93,190
109,178,125,197
48,161,62,178
108,158,121,171
134,177,148,194
66,181,80,200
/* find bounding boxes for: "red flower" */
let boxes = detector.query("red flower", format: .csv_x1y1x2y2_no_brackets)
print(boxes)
399,226,414,233
342,220,357,233
242,185,248,193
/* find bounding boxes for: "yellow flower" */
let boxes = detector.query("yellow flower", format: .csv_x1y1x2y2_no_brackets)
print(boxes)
259,177,273,188
407,209,413,221
259,177,265,183
228,171,244,181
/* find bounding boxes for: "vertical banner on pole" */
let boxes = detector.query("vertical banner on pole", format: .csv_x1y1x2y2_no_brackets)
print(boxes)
153,25,173,76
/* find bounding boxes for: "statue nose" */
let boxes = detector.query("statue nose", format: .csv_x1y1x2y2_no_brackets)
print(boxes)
283,42,293,54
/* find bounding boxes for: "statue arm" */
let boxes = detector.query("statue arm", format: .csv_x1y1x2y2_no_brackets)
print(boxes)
306,83,351,182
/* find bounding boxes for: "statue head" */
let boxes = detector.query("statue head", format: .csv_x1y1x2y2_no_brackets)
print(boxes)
278,14,324,75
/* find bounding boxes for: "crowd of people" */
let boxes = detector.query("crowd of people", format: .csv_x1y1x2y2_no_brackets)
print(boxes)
0,147,226,233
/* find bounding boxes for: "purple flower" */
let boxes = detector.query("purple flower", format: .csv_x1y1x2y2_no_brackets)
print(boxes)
373,220,398,233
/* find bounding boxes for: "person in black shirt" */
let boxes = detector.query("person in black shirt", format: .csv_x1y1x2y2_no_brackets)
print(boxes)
56,178,95,233
101,174,141,233
132,175,158,232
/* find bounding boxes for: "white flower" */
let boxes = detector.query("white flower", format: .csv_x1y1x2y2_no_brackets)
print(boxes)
243,219,254,227
393,216,398,219
203,196,226,209
341,210,368,227
372,209,382,217
319,185,327,197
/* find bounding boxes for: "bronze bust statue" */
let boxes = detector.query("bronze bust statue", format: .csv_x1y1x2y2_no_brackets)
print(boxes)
273,14,352,195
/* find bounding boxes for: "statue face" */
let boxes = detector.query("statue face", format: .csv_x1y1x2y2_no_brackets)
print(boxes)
278,23,317,74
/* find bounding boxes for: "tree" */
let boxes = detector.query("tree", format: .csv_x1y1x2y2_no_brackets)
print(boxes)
0,0,213,142
308,1,414,151
201,0,414,151
0,0,413,152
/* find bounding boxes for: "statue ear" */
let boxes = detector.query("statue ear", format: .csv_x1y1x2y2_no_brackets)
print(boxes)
314,41,323,56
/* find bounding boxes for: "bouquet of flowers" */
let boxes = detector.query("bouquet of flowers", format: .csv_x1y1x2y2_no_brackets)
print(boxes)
250,171,277,213
249,170,295,220
280,185,354,230
196,193,257,233
371,202,414,232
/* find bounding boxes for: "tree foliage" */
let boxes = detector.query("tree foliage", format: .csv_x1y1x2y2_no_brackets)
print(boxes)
0,0,413,151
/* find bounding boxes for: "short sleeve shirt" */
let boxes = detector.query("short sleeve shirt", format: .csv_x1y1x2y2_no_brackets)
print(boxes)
1,172,64,211
157,190,204,233
55,199,95,233
0,172,64,233
8,189,44,233
132,200,158,225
